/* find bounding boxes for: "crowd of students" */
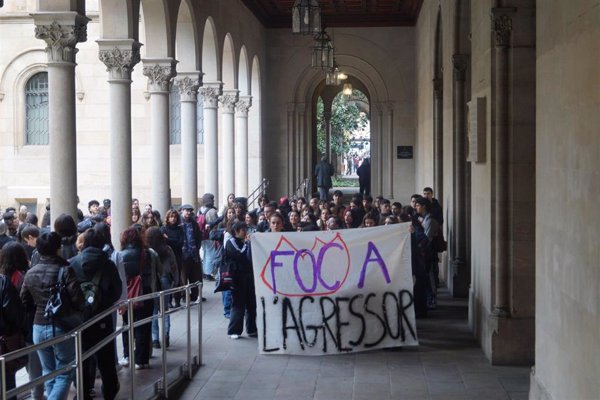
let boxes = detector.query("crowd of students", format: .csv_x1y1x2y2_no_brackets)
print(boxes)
0,186,443,398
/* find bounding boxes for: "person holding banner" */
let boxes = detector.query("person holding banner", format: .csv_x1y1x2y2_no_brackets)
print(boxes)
225,221,256,339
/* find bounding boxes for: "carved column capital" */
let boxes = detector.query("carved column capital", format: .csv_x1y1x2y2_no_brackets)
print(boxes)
219,90,239,113
198,82,222,108
236,96,252,117
491,8,516,47
175,73,202,102
98,40,142,80
33,13,89,63
452,54,469,82
142,59,177,92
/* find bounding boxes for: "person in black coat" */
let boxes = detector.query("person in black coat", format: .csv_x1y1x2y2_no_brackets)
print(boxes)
314,156,334,201
225,221,256,339
69,229,122,400
357,157,371,197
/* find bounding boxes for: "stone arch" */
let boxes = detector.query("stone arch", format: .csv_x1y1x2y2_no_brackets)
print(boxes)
201,17,220,82
248,55,262,190
238,45,250,96
140,0,175,57
221,33,237,90
290,51,391,196
98,0,140,40
175,0,199,71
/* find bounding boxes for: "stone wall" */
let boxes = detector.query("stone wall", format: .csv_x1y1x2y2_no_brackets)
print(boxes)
531,0,599,398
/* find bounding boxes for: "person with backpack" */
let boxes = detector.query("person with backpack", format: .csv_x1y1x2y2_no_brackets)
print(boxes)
20,232,84,400
114,227,161,370
198,193,219,281
68,229,122,400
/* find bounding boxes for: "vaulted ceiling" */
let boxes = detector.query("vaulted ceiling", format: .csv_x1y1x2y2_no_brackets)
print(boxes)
240,0,424,28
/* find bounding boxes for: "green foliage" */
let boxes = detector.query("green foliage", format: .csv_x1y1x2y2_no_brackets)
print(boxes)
316,90,369,156
332,176,359,187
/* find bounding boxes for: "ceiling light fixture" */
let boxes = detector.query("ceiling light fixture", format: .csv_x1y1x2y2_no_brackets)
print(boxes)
312,29,334,70
292,0,321,35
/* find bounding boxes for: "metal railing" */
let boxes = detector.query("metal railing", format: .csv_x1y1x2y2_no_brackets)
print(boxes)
0,281,203,400
247,178,270,210
290,178,311,200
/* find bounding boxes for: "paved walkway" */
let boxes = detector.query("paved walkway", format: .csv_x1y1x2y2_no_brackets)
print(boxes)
173,285,531,400
15,285,531,400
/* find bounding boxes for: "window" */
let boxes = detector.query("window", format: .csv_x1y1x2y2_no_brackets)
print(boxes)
169,84,181,144
25,72,49,145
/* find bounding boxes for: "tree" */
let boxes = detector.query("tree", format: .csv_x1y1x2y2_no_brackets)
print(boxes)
316,90,369,156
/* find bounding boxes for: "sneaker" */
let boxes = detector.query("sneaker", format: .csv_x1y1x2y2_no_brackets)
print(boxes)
118,357,129,367
135,363,149,370
229,334,240,340
152,340,161,349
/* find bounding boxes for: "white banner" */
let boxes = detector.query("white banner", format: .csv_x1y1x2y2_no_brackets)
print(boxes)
250,223,419,355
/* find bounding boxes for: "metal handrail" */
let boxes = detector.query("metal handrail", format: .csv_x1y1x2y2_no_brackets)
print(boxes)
247,178,270,210
290,178,310,200
0,281,203,400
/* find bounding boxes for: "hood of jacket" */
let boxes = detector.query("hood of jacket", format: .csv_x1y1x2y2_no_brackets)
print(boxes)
77,247,108,276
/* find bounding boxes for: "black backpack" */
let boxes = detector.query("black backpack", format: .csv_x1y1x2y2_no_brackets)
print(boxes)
80,269,103,320
44,267,83,332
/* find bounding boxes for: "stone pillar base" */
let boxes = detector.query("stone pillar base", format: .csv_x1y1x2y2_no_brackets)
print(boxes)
449,258,470,298
488,313,535,365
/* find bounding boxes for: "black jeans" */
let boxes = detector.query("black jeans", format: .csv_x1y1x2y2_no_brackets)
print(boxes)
83,315,119,400
181,257,202,301
122,299,154,365
227,273,257,335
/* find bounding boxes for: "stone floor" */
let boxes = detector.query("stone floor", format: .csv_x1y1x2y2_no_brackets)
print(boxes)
14,285,531,400
172,285,531,400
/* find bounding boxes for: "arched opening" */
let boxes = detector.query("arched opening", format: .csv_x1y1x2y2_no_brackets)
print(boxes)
201,18,219,82
311,76,371,198
248,56,262,192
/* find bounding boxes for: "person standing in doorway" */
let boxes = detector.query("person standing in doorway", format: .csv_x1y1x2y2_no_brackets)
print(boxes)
357,157,371,197
314,156,334,201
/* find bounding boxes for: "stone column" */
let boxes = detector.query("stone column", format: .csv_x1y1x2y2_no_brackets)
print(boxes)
235,96,252,196
386,101,395,198
98,39,141,247
219,90,239,204
143,59,177,217
198,82,222,202
323,110,332,161
296,103,307,185
33,13,89,222
433,77,444,204
451,54,469,297
176,73,202,209
492,9,513,317
287,103,296,195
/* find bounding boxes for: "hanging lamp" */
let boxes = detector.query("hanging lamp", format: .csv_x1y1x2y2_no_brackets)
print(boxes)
312,29,334,70
342,82,353,96
326,60,342,85
292,0,321,35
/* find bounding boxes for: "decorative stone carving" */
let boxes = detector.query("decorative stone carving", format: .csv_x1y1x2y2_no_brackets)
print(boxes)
492,12,513,47
34,17,88,63
219,91,239,113
198,85,221,108
235,96,252,117
452,54,469,82
143,63,176,92
98,43,141,80
175,76,200,102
